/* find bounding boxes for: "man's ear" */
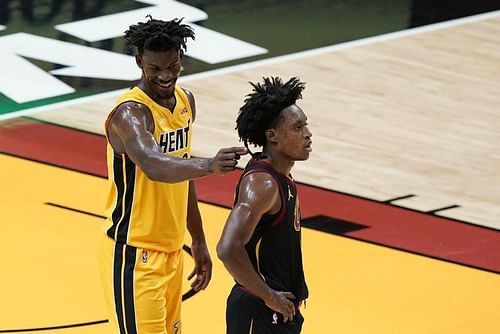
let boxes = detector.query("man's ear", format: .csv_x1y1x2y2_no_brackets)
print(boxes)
266,128,279,143
135,55,143,69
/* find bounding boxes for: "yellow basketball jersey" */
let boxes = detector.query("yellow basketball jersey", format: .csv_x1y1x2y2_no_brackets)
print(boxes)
104,86,193,253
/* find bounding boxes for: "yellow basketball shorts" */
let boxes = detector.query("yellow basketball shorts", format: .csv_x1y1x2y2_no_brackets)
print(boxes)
98,234,184,334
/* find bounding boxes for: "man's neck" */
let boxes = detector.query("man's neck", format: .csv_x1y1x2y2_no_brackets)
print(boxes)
137,81,176,110
263,151,294,176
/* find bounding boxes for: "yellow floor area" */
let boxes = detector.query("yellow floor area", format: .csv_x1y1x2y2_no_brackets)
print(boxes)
1,154,499,333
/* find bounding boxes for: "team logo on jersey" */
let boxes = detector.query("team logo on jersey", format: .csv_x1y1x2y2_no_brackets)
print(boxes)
141,250,148,263
288,185,294,201
159,119,191,154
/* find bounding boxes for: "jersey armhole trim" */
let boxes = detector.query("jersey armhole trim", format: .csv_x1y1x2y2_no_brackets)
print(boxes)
239,169,286,226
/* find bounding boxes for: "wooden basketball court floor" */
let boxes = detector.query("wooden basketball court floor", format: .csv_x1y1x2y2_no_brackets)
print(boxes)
1,10,500,334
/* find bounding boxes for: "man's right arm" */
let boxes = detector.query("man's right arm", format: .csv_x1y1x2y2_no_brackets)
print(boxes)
108,102,247,183
217,173,297,322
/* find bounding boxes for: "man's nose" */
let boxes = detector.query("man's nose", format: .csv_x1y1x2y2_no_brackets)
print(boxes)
158,70,173,81
305,125,312,138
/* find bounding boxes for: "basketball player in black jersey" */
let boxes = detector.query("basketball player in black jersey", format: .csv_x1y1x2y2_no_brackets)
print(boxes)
217,77,312,333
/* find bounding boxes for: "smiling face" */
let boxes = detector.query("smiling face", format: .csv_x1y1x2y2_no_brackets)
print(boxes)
269,104,312,161
136,48,182,102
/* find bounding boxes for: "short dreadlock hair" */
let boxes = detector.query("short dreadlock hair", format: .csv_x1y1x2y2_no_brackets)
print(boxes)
236,77,305,153
124,16,194,55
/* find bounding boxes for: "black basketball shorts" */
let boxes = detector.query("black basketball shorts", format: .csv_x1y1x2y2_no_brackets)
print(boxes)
226,285,304,334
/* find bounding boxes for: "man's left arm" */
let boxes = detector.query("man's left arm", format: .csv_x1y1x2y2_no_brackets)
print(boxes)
187,180,212,291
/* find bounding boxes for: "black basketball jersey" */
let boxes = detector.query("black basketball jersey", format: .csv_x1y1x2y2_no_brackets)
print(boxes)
235,158,309,302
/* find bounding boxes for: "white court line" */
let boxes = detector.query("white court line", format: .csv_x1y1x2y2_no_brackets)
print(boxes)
1,9,499,122
0,88,130,121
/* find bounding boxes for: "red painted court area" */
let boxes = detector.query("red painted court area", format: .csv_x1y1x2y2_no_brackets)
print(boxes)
0,118,106,175
1,118,499,274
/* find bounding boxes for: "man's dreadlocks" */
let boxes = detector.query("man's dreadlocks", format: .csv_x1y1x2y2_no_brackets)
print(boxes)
124,16,195,55
236,77,305,155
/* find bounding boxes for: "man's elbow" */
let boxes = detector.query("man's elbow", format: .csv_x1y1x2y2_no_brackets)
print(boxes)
216,240,232,263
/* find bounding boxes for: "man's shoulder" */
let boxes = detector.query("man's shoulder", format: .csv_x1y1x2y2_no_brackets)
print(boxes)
240,170,278,194
106,99,151,132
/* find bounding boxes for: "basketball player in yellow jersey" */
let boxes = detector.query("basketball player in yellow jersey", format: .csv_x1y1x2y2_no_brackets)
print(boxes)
98,17,247,334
